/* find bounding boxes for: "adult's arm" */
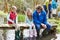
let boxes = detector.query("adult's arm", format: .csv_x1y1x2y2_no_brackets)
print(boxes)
33,12,41,25
43,12,47,24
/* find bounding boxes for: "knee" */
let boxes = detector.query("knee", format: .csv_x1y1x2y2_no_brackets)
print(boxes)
46,24,51,30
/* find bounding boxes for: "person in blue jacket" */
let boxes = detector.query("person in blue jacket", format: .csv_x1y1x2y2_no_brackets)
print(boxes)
33,5,51,37
52,0,57,9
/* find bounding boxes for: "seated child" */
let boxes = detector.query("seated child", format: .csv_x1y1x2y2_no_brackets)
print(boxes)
7,6,18,24
7,6,18,40
23,8,37,40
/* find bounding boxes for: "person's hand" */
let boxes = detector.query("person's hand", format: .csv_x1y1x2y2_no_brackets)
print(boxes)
32,23,35,27
12,21,15,24
41,23,47,29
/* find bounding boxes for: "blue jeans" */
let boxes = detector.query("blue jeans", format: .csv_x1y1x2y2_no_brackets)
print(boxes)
45,23,51,31
35,23,51,31
35,23,51,36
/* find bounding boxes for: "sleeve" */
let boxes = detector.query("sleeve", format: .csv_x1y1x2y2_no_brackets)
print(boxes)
16,15,18,24
7,14,14,23
43,12,47,24
33,12,41,25
25,17,31,24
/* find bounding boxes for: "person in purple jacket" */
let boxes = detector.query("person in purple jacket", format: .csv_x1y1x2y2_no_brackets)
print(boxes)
33,5,51,37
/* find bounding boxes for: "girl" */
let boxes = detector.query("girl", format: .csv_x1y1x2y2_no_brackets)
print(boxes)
7,6,18,24
7,6,18,40
23,8,37,40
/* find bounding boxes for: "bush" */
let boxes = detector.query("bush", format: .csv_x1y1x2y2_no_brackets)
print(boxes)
0,11,8,18
18,14,25,22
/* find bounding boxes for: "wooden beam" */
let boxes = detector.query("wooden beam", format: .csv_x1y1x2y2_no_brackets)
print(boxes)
0,26,15,29
0,24,15,29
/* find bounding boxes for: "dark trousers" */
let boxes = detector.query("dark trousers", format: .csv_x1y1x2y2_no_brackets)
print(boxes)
48,4,52,18
35,26,40,37
49,10,52,18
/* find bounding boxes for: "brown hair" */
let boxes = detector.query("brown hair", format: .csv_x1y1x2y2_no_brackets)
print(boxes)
36,5,43,11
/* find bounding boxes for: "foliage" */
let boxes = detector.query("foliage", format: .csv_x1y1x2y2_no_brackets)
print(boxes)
48,18,60,33
0,11,8,17
18,14,25,22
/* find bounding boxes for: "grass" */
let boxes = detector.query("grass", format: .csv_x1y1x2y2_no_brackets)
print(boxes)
48,18,60,33
0,10,8,17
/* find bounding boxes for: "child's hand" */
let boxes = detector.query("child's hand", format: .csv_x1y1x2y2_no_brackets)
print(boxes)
32,24,35,27
12,21,15,24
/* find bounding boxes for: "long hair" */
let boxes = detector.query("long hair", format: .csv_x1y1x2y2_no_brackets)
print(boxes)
26,8,32,15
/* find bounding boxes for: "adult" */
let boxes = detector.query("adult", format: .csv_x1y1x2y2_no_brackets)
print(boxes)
33,5,51,37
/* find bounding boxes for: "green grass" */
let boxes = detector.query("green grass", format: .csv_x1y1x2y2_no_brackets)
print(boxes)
57,23,60,33
48,18,60,33
0,10,8,17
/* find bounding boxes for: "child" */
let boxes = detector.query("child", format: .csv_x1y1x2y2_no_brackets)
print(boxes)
7,6,18,24
7,6,18,40
23,8,37,40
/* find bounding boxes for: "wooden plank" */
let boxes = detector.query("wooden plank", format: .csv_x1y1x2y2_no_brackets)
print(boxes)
0,24,15,29
0,23,30,29
0,26,15,29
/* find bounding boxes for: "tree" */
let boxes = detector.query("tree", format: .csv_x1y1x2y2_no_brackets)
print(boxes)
4,0,8,13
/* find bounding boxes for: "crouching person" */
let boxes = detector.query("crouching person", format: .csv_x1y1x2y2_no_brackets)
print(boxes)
7,6,18,40
33,5,51,38
23,8,37,40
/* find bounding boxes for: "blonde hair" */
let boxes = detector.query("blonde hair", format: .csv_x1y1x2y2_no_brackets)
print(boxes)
26,8,32,15
11,6,17,10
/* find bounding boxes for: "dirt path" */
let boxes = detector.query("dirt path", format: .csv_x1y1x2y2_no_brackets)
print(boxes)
36,34,60,40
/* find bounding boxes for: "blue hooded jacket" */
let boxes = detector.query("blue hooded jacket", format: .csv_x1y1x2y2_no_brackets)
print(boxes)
33,10,47,29
33,10,51,30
